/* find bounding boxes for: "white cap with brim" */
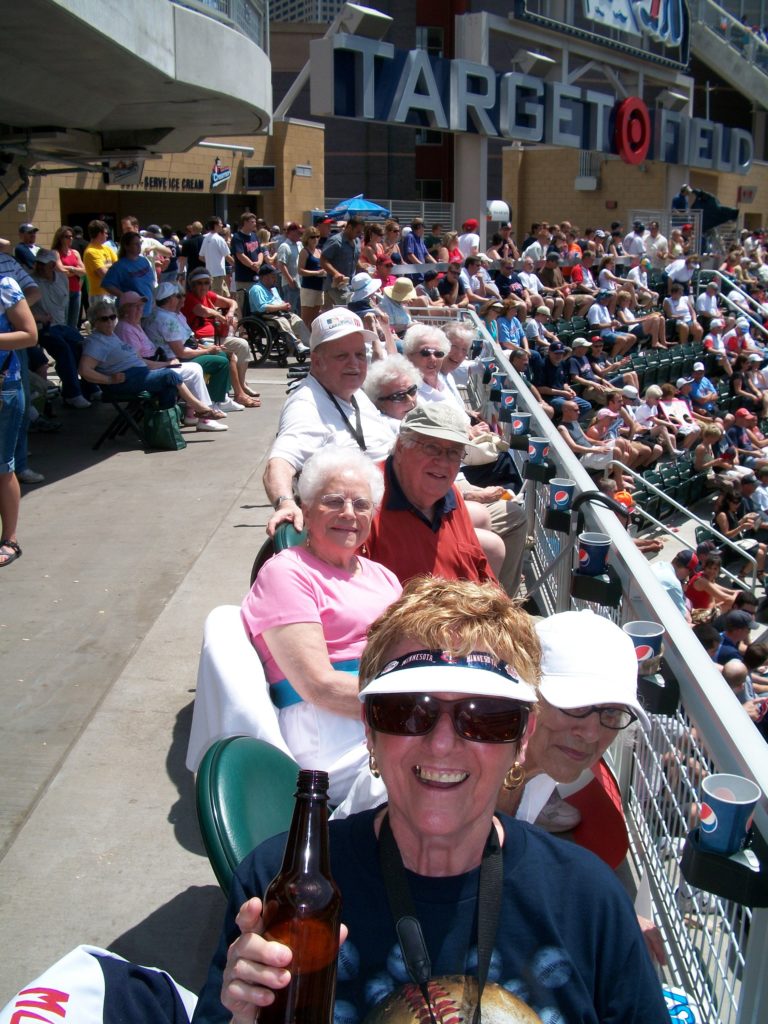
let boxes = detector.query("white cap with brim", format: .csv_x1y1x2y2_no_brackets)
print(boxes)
358,651,537,703
309,307,378,351
535,610,650,728
155,281,181,303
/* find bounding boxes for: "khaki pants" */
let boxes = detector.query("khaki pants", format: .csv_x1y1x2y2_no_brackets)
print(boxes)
211,276,230,298
487,498,528,596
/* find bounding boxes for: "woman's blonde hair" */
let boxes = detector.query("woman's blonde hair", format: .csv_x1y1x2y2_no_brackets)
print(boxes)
359,576,541,689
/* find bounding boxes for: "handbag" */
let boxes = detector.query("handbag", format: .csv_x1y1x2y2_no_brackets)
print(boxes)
142,402,186,451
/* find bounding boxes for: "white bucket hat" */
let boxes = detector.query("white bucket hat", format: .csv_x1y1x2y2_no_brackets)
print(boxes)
348,272,381,302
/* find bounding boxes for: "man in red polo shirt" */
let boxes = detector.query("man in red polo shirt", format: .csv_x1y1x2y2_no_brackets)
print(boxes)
362,403,494,584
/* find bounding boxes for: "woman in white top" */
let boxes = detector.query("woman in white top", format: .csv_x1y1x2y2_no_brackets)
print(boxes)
597,256,636,311
663,283,703,343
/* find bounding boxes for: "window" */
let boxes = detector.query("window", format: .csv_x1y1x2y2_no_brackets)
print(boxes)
415,26,443,58
415,179,443,201
414,129,444,146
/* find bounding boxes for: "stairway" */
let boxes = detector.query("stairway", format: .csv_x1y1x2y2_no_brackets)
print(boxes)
691,0,768,110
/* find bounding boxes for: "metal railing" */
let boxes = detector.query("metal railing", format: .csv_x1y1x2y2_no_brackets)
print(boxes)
695,269,768,341
171,0,268,50
422,305,768,1022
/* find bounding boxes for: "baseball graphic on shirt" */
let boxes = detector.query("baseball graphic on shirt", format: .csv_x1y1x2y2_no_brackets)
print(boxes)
363,976,542,1023
530,947,572,989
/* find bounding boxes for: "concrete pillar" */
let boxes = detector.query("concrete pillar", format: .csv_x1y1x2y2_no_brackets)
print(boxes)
213,192,228,225
454,12,489,249
753,109,766,164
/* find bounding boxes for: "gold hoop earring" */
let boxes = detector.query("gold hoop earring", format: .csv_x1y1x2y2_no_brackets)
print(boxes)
503,762,525,791
368,750,380,779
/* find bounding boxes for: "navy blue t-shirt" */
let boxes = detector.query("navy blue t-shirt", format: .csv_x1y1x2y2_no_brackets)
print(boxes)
193,809,668,1024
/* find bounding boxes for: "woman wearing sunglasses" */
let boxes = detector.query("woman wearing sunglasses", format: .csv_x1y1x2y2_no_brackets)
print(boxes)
78,296,183,409
200,577,667,1024
242,446,401,806
362,354,421,434
402,322,455,407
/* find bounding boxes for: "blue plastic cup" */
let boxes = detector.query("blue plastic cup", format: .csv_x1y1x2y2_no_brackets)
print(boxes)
509,411,532,436
622,621,664,664
548,478,576,510
577,531,611,576
699,773,762,856
527,436,550,464
498,390,518,423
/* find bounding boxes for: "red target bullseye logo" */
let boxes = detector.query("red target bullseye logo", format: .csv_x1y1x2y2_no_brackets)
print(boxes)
614,98,651,165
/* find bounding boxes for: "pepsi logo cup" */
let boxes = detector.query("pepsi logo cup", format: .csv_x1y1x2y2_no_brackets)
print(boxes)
622,621,664,664
548,478,575,511
498,390,518,423
527,436,550,464
490,371,508,390
576,531,611,576
509,412,531,436
698,773,762,856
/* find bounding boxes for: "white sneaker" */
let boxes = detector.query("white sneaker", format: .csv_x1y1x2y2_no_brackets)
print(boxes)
215,397,244,413
295,342,310,355
196,418,228,432
64,395,91,409
17,468,45,484
183,414,199,427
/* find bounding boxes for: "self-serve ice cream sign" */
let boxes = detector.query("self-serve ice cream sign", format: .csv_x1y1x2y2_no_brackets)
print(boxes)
310,34,753,174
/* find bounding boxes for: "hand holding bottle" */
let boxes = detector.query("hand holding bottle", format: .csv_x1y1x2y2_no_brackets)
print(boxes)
221,897,349,1024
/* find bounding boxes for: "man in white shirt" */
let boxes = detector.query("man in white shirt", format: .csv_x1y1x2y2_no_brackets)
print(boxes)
264,308,395,530
644,221,669,270
457,218,480,258
522,225,552,269
626,257,659,307
695,280,723,329
651,550,697,623
199,217,233,296
623,221,647,257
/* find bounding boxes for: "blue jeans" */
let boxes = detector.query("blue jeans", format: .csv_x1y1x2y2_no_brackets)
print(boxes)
39,324,91,399
13,349,30,473
102,366,181,409
0,378,24,473
67,292,81,330
281,283,301,316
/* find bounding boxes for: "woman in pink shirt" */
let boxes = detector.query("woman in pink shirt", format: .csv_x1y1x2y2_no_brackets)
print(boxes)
52,226,85,329
242,447,402,804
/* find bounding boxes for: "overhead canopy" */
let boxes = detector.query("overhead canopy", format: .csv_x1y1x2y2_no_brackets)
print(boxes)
326,194,390,219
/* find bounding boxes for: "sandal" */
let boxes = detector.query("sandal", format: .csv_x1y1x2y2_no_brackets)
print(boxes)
238,395,261,408
0,539,22,568
243,387,261,399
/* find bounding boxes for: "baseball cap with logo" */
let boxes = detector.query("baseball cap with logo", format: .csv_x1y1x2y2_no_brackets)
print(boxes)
309,307,377,351
693,362,706,372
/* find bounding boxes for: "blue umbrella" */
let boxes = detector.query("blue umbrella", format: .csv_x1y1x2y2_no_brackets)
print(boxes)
325,194,390,219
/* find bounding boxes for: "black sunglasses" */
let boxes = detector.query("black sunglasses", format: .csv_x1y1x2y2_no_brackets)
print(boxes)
380,384,418,403
365,692,529,744
96,314,117,322
558,705,637,730
418,347,445,358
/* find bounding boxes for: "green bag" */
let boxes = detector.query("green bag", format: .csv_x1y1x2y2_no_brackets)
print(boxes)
142,403,186,451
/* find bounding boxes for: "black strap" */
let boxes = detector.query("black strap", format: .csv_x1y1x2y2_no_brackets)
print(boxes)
378,813,503,1024
322,385,366,451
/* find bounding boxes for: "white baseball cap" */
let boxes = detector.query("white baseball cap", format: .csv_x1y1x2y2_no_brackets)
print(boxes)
535,610,650,728
309,307,378,351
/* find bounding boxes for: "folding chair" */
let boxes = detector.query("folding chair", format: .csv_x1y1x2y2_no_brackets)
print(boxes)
91,391,150,451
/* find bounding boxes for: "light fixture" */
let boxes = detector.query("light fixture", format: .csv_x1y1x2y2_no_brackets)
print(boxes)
511,48,557,75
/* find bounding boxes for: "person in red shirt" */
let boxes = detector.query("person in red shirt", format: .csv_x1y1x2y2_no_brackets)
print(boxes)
362,403,495,586
180,267,259,407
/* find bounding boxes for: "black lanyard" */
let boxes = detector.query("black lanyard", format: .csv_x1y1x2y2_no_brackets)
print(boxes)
378,812,503,1024
322,385,366,451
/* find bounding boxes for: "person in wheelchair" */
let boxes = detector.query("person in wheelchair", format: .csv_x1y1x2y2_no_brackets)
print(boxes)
242,446,401,805
248,264,309,361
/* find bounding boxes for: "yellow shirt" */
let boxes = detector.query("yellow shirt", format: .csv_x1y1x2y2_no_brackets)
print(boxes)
83,243,117,296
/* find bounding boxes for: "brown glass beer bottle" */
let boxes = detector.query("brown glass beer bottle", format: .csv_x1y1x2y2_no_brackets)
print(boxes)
260,769,341,1024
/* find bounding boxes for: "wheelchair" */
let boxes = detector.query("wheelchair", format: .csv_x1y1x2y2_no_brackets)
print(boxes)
236,295,308,368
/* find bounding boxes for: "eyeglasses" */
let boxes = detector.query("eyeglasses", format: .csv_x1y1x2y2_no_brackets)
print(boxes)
418,347,445,359
318,493,373,514
557,705,637,730
410,439,466,463
380,384,418,403
365,692,529,744
96,314,118,322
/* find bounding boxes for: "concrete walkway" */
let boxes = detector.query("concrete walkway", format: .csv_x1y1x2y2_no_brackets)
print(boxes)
0,366,287,1002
